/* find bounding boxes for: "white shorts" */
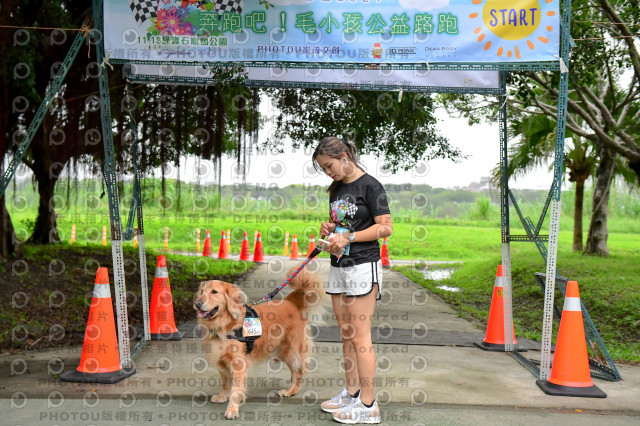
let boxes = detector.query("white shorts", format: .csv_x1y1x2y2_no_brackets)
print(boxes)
327,260,382,300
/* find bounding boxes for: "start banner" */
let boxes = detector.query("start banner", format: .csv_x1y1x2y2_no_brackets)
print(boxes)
106,0,560,65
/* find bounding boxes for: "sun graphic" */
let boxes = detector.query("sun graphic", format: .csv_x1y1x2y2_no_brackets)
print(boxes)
469,0,557,59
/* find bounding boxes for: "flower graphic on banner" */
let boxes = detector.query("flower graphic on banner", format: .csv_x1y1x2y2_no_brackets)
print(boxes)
155,7,186,34
469,0,557,59
146,1,232,36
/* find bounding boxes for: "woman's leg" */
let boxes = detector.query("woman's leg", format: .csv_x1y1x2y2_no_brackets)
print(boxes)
332,294,360,395
344,286,377,405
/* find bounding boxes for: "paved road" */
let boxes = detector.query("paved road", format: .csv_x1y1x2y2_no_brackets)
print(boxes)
2,261,639,425
4,399,638,426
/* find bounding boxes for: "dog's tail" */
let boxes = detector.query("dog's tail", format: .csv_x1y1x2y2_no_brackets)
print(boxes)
284,260,330,325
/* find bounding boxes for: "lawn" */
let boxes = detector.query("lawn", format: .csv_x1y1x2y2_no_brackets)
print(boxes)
4,194,639,364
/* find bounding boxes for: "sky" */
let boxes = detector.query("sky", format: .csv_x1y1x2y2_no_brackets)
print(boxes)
175,108,561,191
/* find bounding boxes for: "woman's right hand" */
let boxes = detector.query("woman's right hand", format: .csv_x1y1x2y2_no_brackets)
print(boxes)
320,221,336,237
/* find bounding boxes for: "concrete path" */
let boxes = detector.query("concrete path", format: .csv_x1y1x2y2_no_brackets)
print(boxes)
2,259,639,425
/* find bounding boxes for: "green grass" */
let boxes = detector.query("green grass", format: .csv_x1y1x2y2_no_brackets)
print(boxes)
395,242,640,364
0,244,255,350
4,179,640,363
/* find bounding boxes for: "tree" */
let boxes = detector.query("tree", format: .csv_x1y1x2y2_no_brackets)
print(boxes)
2,1,260,247
439,0,639,256
267,88,462,171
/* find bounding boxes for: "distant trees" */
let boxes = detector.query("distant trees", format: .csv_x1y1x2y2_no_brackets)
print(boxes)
440,0,639,256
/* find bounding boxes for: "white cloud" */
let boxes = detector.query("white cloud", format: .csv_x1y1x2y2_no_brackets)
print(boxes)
399,0,449,12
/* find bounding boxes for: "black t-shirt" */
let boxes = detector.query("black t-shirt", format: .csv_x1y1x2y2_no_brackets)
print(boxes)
329,173,391,267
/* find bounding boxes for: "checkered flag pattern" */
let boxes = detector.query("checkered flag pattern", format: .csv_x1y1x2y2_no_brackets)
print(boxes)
343,200,358,217
129,0,157,23
215,0,243,14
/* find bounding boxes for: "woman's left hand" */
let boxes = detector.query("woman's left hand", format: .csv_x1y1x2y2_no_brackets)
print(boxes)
326,233,349,255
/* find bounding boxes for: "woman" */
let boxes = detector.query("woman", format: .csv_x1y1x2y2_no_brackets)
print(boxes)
312,136,392,424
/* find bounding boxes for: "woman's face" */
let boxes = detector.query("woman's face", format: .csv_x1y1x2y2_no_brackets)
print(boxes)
316,153,348,181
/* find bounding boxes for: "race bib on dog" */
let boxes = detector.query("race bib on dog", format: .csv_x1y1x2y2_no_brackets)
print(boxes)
242,317,262,337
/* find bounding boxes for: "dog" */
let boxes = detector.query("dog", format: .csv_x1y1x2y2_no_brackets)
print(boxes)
193,262,327,419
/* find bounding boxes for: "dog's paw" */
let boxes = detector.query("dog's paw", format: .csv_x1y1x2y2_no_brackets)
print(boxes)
211,394,229,403
278,389,296,397
224,407,239,419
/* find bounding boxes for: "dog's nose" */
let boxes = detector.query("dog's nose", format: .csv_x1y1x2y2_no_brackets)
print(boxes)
195,300,203,309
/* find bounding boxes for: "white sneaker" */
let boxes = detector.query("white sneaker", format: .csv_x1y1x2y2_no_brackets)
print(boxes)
332,398,381,424
320,388,358,413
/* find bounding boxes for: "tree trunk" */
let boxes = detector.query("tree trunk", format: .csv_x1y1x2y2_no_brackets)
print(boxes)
30,175,60,244
630,159,640,187
573,178,585,252
584,146,616,256
0,195,19,258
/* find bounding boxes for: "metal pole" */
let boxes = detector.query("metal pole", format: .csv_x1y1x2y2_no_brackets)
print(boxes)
127,83,151,342
540,0,572,380
498,71,514,352
92,0,132,369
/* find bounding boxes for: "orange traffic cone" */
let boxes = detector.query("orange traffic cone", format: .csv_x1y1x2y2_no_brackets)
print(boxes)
202,229,213,257
307,234,316,256
226,228,231,254
149,255,183,341
474,265,526,352
253,232,265,263
218,231,228,259
196,228,201,253
537,281,606,398
61,267,135,383
290,234,300,259
380,237,391,268
70,224,76,244
239,231,251,261
133,227,138,248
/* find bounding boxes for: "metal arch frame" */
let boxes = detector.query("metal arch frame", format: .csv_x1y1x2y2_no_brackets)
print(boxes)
111,58,561,72
3,0,619,383
124,68,503,95
103,0,569,375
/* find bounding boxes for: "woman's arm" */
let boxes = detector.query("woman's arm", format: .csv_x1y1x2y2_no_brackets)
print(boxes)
351,214,393,242
325,214,392,254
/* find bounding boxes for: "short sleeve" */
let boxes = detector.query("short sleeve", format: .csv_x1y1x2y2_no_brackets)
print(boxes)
367,183,390,217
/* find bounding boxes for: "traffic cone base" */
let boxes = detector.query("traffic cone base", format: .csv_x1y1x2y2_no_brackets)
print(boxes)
536,379,606,398
151,331,184,341
61,366,136,384
473,340,527,352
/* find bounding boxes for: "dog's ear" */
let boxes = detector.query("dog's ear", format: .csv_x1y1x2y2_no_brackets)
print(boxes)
223,282,247,320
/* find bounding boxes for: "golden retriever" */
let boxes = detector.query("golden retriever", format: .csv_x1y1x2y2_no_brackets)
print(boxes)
193,262,327,419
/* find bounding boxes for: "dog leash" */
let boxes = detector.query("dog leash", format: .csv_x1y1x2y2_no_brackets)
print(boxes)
247,245,323,307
